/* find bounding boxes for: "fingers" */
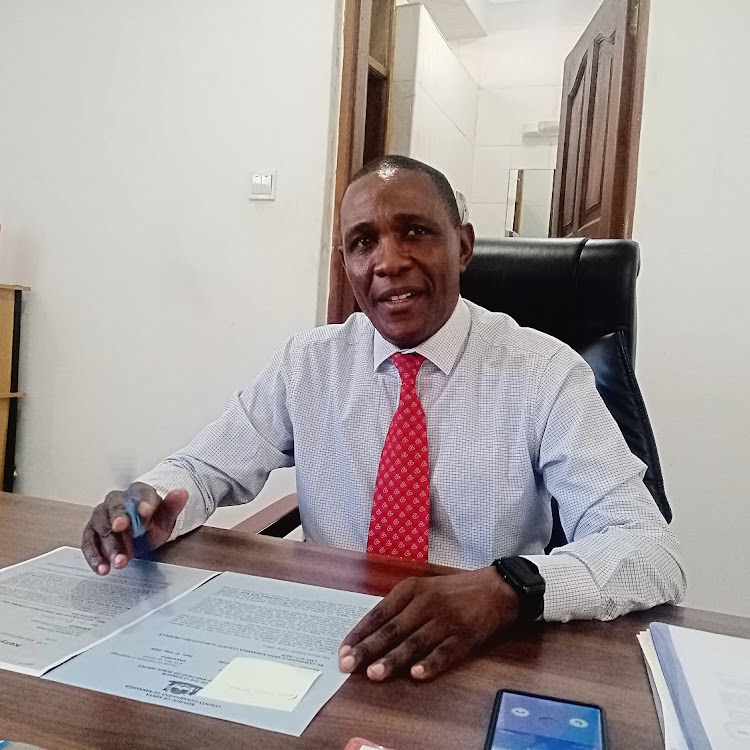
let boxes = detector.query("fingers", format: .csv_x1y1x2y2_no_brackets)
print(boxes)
340,600,423,674
364,620,442,681
117,482,183,551
81,496,132,575
126,482,164,524
410,635,472,681
81,522,109,576
80,483,179,575
79,494,129,573
95,500,129,570
104,491,130,535
340,579,416,653
338,569,512,681
151,488,188,528
364,632,472,682
146,487,188,547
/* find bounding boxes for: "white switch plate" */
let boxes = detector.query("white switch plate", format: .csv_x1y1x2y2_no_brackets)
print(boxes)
249,170,276,201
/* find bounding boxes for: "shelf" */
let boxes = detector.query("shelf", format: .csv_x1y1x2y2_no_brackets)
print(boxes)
368,55,387,79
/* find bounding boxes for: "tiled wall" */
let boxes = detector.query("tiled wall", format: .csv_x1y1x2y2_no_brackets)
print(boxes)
452,26,585,236
390,3,479,199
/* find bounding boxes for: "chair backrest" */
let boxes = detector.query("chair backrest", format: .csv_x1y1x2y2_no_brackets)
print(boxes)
460,237,671,542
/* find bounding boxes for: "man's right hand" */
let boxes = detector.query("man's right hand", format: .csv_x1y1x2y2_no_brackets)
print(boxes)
81,482,188,576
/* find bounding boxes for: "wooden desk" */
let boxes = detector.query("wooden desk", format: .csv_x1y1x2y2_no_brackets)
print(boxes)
1,493,749,750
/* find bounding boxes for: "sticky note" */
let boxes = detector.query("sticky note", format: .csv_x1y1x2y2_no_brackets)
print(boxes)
198,657,321,711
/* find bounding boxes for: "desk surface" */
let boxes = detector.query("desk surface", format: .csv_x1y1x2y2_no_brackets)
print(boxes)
1,493,749,750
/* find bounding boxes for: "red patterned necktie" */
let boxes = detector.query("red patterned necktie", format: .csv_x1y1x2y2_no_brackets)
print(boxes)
367,353,430,561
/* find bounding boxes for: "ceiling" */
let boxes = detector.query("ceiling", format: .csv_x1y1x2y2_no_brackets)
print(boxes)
482,0,602,32
417,0,486,39
402,0,602,40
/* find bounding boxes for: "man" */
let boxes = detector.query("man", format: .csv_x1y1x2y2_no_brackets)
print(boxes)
82,155,686,682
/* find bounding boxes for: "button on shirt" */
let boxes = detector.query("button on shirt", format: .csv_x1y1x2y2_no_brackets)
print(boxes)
139,298,686,622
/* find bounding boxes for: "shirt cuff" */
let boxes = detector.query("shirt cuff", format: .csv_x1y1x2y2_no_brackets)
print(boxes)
521,553,605,622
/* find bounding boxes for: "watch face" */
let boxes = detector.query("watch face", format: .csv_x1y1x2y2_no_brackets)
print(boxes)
495,559,545,621
500,558,543,588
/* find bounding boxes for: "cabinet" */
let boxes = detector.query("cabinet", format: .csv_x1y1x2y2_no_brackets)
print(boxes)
0,285,28,491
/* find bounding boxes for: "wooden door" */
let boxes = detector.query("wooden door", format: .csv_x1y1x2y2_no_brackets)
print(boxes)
551,0,649,239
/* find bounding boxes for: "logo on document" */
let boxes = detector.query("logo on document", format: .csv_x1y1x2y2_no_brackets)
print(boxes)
163,680,202,696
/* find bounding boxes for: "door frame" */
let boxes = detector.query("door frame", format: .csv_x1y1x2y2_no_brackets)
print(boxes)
327,0,372,324
622,0,650,238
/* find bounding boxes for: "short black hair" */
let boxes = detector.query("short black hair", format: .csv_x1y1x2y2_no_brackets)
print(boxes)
348,155,461,227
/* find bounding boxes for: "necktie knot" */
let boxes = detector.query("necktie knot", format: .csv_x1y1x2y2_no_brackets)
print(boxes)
391,353,426,386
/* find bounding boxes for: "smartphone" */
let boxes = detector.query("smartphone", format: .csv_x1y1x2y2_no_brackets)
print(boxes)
484,689,608,750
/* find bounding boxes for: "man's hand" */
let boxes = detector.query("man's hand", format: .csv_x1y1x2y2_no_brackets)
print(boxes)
81,482,188,576
338,567,520,681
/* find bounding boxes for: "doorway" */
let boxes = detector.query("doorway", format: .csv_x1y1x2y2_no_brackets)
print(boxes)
327,0,650,322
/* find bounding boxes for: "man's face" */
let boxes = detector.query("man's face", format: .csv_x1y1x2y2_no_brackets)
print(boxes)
339,169,474,349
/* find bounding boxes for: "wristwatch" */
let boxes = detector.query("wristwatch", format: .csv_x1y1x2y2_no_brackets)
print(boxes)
492,556,546,622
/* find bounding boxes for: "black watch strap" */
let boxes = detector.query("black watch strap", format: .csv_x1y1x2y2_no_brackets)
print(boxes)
493,556,545,622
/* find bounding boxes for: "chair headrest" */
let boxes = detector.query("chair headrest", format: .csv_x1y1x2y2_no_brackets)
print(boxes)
460,237,640,361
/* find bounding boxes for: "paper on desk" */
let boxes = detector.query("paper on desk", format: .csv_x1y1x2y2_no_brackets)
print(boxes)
46,572,381,736
650,622,750,750
199,657,320,711
637,631,688,750
0,546,217,676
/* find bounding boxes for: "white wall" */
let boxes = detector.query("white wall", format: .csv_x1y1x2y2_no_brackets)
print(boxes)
0,1,342,521
453,26,584,236
390,4,478,199
634,0,750,617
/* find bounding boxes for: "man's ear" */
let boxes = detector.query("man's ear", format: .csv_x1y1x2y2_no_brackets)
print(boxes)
458,222,475,272
338,244,347,274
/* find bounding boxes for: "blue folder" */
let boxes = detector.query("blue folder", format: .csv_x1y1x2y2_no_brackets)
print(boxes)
649,622,712,750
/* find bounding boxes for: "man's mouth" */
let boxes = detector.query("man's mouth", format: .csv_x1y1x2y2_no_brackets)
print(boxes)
378,291,422,310
377,289,422,304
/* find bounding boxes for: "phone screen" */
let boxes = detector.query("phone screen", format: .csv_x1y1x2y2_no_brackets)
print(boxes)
488,691,604,750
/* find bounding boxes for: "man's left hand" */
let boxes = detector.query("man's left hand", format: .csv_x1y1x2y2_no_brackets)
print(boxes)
338,567,520,681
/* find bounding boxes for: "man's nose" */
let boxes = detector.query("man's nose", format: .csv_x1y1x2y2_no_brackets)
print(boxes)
373,235,412,276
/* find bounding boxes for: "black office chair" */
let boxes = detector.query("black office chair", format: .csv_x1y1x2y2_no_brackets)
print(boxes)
248,237,670,547
461,237,670,549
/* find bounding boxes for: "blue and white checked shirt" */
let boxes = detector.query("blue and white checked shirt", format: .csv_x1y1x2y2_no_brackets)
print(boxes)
139,298,686,622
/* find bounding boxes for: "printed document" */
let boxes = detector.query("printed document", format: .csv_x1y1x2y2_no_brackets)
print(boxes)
0,546,216,676
47,572,381,736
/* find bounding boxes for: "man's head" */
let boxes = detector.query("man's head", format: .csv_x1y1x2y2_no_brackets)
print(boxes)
338,155,474,349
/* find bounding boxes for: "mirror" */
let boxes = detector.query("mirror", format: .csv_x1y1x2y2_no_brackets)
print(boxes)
505,169,555,238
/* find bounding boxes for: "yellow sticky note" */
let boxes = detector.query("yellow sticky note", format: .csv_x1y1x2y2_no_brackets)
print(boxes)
198,657,321,711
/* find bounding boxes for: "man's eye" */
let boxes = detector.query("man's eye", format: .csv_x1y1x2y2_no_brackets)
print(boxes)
406,226,429,237
352,235,375,250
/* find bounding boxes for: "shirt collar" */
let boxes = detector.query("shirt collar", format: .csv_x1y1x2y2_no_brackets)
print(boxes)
372,297,470,375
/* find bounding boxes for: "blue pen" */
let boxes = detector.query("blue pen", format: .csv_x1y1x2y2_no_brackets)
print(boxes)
123,495,152,558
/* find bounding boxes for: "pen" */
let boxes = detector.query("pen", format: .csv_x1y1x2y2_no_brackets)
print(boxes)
123,494,152,558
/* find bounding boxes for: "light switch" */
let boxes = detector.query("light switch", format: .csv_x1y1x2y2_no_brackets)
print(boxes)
249,171,276,200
